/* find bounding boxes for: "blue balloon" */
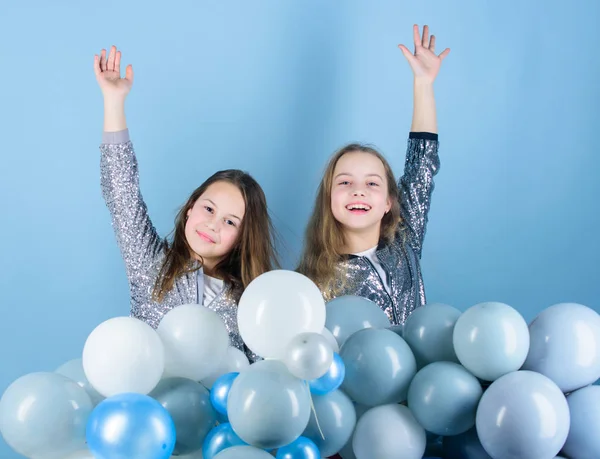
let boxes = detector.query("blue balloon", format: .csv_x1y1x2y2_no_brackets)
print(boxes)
309,352,345,395
202,422,247,459
276,436,321,459
562,385,600,459
210,372,239,416
86,393,175,459
442,427,492,459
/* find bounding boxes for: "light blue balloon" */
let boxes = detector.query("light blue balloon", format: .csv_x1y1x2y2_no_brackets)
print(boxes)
227,360,311,449
407,362,482,436
87,392,175,459
402,303,461,368
309,352,345,395
475,370,570,459
210,372,239,415
302,390,356,456
202,423,247,459
523,302,600,393
325,295,391,347
150,377,217,456
453,302,530,381
55,358,104,406
276,436,320,459
0,372,93,459
213,445,273,458
442,427,492,459
340,328,416,406
562,385,600,459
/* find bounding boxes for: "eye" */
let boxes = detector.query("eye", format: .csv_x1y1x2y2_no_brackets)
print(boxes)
338,180,350,186
368,181,379,187
225,219,237,227
204,206,214,213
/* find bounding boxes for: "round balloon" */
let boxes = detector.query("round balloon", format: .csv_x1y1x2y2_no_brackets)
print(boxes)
325,296,390,347
150,377,216,455
309,352,345,395
442,427,492,459
562,385,600,459
157,304,229,381
210,372,239,416
0,372,93,459
237,270,326,359
284,332,333,380
352,404,425,459
403,303,461,368
213,446,273,459
202,423,247,459
227,359,311,449
276,436,320,459
321,327,340,353
82,316,164,397
202,346,250,389
55,358,104,405
475,370,569,459
453,302,529,381
408,362,482,436
523,302,600,392
87,392,175,459
340,328,416,406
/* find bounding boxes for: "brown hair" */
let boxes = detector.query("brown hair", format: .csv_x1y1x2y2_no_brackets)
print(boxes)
297,144,402,293
153,169,278,302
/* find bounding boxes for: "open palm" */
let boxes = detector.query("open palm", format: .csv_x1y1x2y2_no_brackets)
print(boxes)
399,25,450,83
94,46,134,99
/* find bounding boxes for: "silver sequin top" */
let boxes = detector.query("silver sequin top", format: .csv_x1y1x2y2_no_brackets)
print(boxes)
100,129,256,360
324,133,440,325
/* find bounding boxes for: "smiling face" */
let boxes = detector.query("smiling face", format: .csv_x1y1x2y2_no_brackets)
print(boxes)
184,180,246,271
330,151,391,240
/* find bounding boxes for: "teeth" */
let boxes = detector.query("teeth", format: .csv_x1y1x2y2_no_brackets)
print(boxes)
347,204,371,211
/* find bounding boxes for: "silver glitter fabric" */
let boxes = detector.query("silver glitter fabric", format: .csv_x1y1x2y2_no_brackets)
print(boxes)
323,135,440,325
100,130,258,361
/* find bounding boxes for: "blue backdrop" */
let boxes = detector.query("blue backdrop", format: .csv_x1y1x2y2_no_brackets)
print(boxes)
1,1,599,457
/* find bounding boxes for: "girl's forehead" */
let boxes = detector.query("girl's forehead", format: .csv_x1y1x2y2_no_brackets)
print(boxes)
334,151,386,175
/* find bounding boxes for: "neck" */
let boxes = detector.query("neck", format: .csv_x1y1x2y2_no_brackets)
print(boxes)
342,226,380,254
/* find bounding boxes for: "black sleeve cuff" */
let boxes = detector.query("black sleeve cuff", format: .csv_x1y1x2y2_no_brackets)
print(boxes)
409,132,438,141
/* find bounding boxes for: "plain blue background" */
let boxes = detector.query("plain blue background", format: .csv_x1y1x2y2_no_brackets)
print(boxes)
1,1,599,457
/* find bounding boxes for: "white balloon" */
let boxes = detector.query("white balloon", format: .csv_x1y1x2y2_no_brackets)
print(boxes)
157,304,230,381
62,450,95,459
201,346,250,389
82,317,164,397
321,327,340,353
237,270,326,359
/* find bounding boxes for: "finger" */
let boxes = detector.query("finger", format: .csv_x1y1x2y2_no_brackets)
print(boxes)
413,24,421,48
100,49,107,71
430,35,436,53
115,51,122,75
398,44,417,64
438,48,451,61
422,25,429,48
93,54,101,77
107,45,116,72
125,64,134,85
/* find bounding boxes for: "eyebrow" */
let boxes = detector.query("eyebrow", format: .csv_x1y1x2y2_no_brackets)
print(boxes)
334,173,385,181
202,198,242,221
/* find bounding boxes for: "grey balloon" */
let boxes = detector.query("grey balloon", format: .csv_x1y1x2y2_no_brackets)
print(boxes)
149,377,217,455
302,390,356,456
562,385,600,459
402,303,461,368
352,404,425,459
55,358,104,406
340,328,416,406
442,427,492,459
522,302,600,393
227,360,311,449
0,372,93,459
213,445,273,458
284,332,333,380
337,402,370,459
476,370,570,459
407,361,482,436
325,296,390,347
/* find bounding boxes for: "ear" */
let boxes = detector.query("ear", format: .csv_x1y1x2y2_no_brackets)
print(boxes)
385,197,391,214
186,208,191,218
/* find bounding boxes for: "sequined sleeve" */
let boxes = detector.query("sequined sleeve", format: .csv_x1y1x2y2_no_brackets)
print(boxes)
100,129,164,282
398,133,440,256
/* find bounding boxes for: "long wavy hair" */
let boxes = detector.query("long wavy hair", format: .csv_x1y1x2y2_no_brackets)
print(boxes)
153,169,278,302
298,144,402,293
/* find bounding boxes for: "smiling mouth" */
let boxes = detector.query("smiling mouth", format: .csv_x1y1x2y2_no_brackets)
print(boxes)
346,204,371,213
196,231,216,243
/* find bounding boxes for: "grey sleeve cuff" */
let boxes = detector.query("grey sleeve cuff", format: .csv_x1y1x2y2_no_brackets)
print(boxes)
102,129,130,144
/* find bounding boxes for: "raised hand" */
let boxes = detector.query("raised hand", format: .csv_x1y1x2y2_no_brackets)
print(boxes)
94,45,134,102
398,24,450,83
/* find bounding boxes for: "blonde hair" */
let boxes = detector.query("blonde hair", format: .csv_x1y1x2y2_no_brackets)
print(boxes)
298,144,402,293
153,169,279,302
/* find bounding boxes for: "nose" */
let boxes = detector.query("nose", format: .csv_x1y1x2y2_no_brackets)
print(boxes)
205,219,220,232
352,187,366,197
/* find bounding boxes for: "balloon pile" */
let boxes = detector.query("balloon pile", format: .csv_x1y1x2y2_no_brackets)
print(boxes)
1,269,599,459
